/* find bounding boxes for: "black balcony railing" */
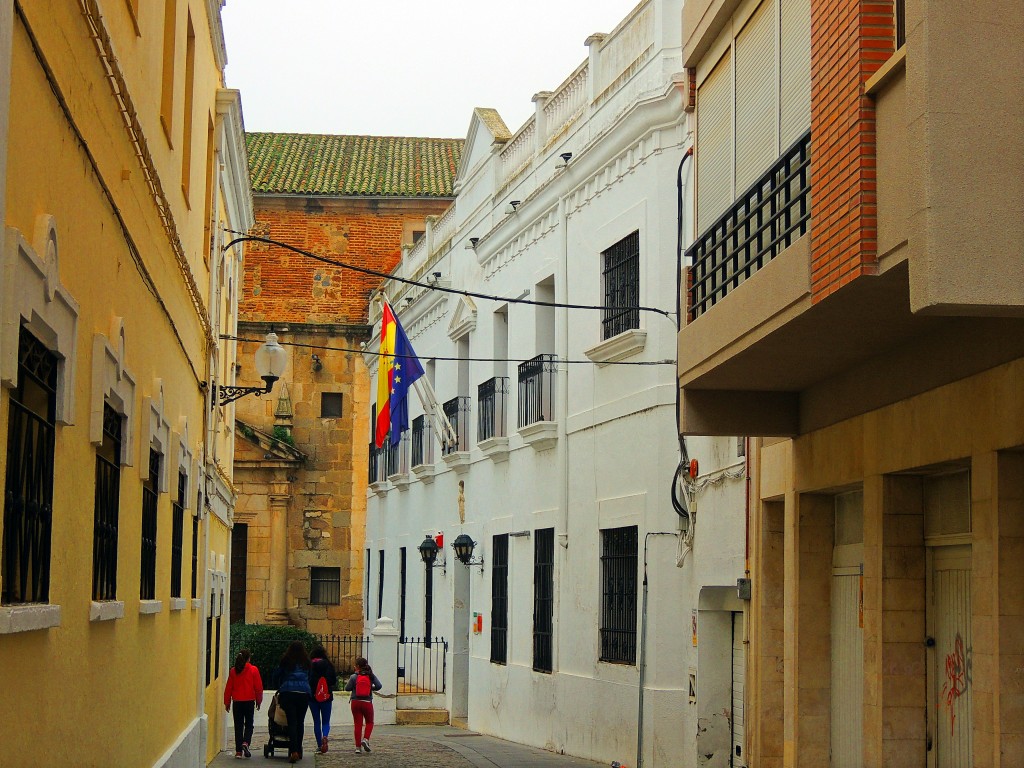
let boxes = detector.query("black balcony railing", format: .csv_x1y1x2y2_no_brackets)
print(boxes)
411,415,433,467
441,397,470,455
477,377,509,442
687,130,811,320
518,354,557,427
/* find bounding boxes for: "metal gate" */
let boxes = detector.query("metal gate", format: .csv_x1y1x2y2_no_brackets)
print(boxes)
929,545,972,768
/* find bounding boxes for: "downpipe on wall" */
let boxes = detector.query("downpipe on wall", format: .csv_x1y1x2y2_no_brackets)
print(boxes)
637,531,681,768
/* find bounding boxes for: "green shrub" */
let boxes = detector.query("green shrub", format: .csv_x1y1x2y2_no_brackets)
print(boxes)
229,622,317,689
271,426,295,446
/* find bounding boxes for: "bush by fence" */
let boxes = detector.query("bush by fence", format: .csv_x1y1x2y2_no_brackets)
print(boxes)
229,623,371,691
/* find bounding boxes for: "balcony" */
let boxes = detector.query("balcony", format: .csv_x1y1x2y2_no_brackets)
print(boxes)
478,377,510,461
517,354,557,451
410,415,435,483
441,396,471,472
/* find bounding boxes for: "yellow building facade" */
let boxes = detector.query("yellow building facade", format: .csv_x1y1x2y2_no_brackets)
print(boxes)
0,2,252,765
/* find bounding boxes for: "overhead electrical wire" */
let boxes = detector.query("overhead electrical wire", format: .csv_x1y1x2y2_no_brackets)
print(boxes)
223,231,676,322
221,334,675,367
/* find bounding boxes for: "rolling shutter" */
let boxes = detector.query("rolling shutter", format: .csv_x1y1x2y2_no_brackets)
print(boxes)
696,52,733,232
779,0,812,149
734,0,777,192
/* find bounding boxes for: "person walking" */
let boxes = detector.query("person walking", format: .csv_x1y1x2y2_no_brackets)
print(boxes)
307,645,338,754
224,649,263,759
345,657,383,754
274,640,312,763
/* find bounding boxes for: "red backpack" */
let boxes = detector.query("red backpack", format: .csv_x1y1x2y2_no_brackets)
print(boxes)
314,675,330,702
355,672,372,697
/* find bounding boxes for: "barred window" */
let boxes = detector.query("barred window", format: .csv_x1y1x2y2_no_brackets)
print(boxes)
92,403,122,601
311,566,341,605
490,533,509,664
190,489,200,600
2,326,57,605
170,471,185,598
140,448,160,601
533,528,555,673
600,526,638,664
321,392,343,418
601,231,640,340
376,550,385,618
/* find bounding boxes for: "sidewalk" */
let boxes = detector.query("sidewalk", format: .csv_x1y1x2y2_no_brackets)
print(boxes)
211,721,610,768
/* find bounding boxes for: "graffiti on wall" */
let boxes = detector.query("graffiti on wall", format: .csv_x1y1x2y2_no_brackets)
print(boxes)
938,632,971,736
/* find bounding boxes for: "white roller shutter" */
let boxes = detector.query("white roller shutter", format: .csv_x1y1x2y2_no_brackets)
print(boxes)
696,52,733,232
779,0,812,149
731,612,746,767
734,0,778,192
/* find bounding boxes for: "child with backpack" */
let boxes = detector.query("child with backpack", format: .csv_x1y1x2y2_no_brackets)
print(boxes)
344,657,383,754
307,645,339,754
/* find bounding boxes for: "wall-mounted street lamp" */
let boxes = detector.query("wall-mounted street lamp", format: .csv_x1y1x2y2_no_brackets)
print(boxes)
452,533,484,571
215,332,287,406
418,534,446,571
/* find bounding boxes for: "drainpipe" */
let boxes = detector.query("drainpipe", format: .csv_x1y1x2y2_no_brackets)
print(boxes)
638,532,680,768
557,193,570,552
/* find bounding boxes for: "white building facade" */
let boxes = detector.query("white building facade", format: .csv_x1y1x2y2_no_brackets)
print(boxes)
365,2,749,765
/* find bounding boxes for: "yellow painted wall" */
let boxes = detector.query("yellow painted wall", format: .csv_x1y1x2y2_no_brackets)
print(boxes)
0,2,245,765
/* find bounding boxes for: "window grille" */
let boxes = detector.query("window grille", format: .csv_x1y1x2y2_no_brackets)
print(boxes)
477,377,509,442
517,355,557,427
214,614,222,679
399,547,407,642
411,415,433,467
600,526,638,664
441,396,470,454
140,448,160,601
533,528,555,672
365,550,371,619
205,613,213,686
92,403,122,601
602,231,640,340
491,533,509,664
171,471,185,598
424,554,434,647
1,326,57,605
895,0,906,47
377,550,385,618
190,493,200,600
321,392,343,418
311,566,341,605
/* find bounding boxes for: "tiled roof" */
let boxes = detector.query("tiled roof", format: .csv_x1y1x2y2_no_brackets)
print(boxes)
246,132,463,197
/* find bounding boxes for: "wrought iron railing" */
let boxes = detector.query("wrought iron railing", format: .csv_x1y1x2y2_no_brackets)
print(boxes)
140,449,159,601
411,415,433,467
533,528,555,672
229,634,372,691
518,354,557,427
441,396,470,455
477,377,509,442
602,231,640,340
92,403,121,602
687,131,811,320
397,636,448,693
599,526,638,664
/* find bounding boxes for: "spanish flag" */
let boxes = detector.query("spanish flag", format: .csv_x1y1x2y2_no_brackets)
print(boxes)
375,300,425,448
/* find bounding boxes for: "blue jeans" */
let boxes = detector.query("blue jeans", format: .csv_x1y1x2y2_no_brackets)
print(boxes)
310,697,333,746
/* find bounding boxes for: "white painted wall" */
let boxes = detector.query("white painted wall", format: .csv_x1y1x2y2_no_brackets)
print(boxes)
366,2,747,765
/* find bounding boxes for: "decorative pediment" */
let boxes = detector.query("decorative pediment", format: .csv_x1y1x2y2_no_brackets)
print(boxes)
90,317,136,465
453,108,512,191
141,380,171,492
447,295,478,341
234,418,307,463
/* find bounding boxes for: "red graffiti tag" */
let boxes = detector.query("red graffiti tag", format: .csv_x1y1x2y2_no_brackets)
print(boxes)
939,633,968,736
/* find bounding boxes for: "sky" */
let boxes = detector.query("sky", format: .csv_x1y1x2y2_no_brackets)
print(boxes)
221,0,637,139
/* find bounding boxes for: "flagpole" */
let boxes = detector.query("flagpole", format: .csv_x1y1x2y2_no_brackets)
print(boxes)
413,377,458,452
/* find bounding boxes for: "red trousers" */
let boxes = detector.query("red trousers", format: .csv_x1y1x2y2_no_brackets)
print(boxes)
350,700,374,746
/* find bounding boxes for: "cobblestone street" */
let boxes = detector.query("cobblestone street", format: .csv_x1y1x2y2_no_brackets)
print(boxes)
212,723,610,768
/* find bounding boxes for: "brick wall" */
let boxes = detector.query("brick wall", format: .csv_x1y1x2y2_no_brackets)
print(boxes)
810,0,896,300
240,197,451,325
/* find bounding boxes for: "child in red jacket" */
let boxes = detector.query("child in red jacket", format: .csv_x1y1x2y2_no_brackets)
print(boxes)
224,650,264,758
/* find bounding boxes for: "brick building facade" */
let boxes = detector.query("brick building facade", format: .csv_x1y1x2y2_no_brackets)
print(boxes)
231,132,460,635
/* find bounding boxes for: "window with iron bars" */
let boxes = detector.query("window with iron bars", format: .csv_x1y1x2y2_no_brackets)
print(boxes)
533,528,555,673
311,566,341,605
441,396,470,455
140,448,160,601
477,377,509,442
377,550,385,618
1,326,58,605
601,231,640,340
399,546,407,642
411,415,433,467
600,526,638,665
191,488,200,600
490,533,509,664
517,355,557,427
171,470,185,598
92,402,122,601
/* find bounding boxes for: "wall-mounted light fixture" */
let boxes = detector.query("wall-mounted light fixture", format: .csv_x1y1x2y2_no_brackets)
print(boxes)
418,534,446,572
452,533,484,572
215,332,287,406
504,200,521,215
311,353,323,372
466,237,480,250
555,152,573,169
426,272,442,286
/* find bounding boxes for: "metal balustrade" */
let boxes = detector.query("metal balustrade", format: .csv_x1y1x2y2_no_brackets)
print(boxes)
477,377,509,442
411,415,433,467
441,397,470,455
397,636,448,693
517,354,557,427
687,131,811,319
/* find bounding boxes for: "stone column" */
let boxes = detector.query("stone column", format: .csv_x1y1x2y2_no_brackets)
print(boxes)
266,490,290,625
371,617,400,725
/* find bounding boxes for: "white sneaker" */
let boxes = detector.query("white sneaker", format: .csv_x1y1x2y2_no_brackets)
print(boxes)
362,739,371,753
355,747,363,754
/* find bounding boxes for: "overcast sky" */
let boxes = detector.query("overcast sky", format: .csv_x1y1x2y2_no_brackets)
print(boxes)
222,0,636,139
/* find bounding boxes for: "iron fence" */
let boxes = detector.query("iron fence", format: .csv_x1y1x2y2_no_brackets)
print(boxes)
397,636,448,693
687,130,811,319
229,634,372,691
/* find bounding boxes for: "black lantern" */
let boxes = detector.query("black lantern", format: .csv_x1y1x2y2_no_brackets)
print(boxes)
418,535,439,565
452,533,484,569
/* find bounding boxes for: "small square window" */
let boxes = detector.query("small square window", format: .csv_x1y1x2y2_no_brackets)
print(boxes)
310,567,341,605
321,393,343,419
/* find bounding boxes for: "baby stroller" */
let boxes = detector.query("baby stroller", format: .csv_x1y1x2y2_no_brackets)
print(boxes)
263,692,292,759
